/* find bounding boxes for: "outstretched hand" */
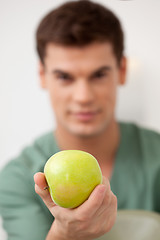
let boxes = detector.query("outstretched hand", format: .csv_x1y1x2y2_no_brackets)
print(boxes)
34,172,117,240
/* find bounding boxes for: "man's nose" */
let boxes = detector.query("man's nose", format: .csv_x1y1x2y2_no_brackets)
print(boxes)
72,79,94,104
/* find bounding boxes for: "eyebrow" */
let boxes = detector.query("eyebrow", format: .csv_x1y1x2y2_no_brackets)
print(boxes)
51,65,111,78
51,70,74,80
52,69,72,76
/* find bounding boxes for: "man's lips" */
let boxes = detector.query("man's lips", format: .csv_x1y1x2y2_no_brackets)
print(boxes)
70,111,99,121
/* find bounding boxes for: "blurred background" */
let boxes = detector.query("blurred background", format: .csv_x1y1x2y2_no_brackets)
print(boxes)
0,0,160,238
0,0,160,172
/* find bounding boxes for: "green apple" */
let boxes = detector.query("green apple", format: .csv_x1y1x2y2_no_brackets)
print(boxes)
44,150,102,208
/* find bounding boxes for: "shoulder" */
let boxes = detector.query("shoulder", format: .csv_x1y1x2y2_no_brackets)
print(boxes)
119,121,160,165
120,121,160,147
0,131,59,198
137,123,160,155
1,131,59,177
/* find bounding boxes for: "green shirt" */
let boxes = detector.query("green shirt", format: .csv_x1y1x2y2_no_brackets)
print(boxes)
0,122,160,240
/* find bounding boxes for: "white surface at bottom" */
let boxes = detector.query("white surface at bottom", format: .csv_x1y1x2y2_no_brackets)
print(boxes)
0,217,7,240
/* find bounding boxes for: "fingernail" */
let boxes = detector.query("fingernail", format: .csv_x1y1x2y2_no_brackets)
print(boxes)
44,186,49,190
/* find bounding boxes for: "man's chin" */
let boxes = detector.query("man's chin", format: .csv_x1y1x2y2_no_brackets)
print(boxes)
67,125,106,138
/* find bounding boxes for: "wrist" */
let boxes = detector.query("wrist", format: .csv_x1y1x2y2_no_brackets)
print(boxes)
45,221,68,240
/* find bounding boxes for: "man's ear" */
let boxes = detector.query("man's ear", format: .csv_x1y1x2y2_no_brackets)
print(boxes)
39,61,47,89
118,56,127,85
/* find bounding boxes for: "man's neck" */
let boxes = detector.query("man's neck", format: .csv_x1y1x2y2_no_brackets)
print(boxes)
54,120,120,167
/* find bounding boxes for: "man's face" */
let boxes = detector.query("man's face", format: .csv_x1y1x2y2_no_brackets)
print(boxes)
39,42,126,137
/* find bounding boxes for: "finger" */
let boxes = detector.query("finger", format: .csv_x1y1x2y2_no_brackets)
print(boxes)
101,177,111,205
102,176,108,185
77,184,107,218
102,192,117,232
34,172,48,189
77,176,110,216
96,182,116,218
34,172,56,209
93,177,111,210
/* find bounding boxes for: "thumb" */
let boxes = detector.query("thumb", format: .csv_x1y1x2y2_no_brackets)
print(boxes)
77,183,107,216
34,172,56,209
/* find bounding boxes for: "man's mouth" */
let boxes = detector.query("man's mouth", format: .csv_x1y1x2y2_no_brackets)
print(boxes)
71,111,100,122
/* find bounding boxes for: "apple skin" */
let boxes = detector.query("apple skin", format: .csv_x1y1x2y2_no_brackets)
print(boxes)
44,150,102,208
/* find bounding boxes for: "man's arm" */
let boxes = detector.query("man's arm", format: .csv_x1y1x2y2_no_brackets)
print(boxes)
34,172,117,240
0,162,53,240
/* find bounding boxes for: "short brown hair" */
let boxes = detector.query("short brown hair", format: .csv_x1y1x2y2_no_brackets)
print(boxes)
36,0,124,64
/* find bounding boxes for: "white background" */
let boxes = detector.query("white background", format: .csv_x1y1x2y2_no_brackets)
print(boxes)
0,0,160,170
0,0,160,238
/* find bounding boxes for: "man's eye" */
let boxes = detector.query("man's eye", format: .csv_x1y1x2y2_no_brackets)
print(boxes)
94,72,106,79
57,74,71,80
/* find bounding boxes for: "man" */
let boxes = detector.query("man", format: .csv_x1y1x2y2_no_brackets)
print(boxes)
0,1,160,240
